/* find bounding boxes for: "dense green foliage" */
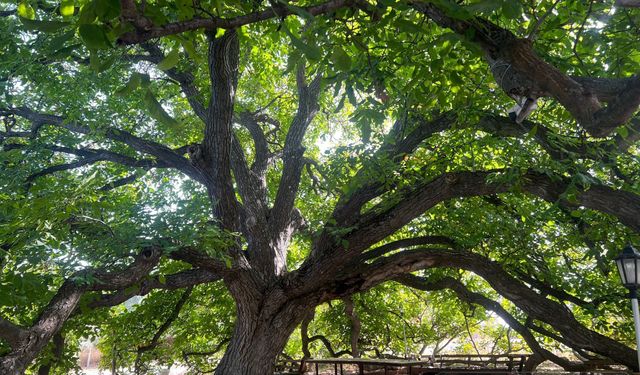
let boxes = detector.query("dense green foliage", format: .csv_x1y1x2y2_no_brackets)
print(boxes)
2,0,640,373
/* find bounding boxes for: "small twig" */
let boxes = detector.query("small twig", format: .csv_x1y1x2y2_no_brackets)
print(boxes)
572,0,594,72
527,0,561,40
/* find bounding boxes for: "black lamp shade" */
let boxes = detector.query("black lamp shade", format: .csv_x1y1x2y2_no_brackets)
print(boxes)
615,244,640,289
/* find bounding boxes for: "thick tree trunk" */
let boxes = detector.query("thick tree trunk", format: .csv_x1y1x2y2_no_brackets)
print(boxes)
214,280,312,375
215,325,291,374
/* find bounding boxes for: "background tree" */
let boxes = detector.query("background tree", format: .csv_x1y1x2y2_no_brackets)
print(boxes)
2,0,640,374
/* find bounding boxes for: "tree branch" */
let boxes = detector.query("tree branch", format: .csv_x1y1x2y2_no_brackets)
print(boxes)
88,268,220,309
0,247,163,374
116,0,357,45
412,1,640,137
270,67,322,238
134,287,193,373
249,66,322,276
358,236,456,262
139,43,208,122
616,0,640,8
342,295,360,358
2,107,202,182
396,275,583,371
235,111,271,175
328,109,635,235
19,145,167,184
195,29,242,230
99,172,145,191
0,319,26,350
343,170,640,258
331,111,456,227
325,247,637,370
307,335,352,358
182,337,231,373
168,246,232,276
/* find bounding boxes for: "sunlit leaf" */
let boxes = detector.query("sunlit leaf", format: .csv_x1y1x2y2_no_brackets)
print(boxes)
157,48,180,71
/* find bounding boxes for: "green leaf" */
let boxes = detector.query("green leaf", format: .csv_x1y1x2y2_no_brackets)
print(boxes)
436,0,472,20
501,0,522,19
79,24,111,49
94,0,120,21
20,18,70,33
157,48,180,71
116,72,149,96
331,47,351,71
181,39,198,60
283,26,321,62
49,43,81,60
143,89,181,128
212,0,222,16
79,1,96,24
89,48,100,71
395,19,422,33
60,0,75,17
18,2,35,20
346,85,357,106
618,125,629,139
284,2,314,20
87,49,116,73
49,29,76,51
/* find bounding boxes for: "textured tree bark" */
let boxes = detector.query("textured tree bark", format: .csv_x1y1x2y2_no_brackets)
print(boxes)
214,324,291,375
214,279,312,375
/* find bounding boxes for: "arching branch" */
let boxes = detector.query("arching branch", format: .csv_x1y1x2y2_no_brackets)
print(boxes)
307,335,353,358
116,0,357,45
182,337,231,373
412,1,640,137
342,169,640,259
395,275,583,371
0,107,202,182
0,247,163,375
324,247,637,370
87,268,221,309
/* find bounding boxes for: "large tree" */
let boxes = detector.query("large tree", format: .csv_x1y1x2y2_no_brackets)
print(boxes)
2,0,640,373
